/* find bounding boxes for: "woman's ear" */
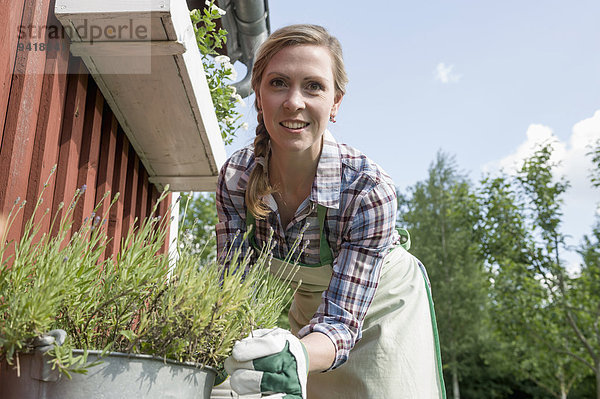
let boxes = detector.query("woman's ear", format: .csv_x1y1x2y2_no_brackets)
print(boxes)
331,93,344,117
255,91,262,113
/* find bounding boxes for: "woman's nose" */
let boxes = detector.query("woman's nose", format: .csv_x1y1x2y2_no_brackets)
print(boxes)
283,88,305,111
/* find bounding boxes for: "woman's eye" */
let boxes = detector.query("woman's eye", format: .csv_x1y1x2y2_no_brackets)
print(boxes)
270,78,286,87
307,82,324,91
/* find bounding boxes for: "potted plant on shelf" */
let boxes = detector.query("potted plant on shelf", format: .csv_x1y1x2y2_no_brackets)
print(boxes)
0,181,293,399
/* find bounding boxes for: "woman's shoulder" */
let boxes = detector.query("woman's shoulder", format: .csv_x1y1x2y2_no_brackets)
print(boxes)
218,145,256,193
336,141,396,191
222,145,256,170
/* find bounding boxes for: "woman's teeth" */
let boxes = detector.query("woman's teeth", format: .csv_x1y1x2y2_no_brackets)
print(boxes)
281,121,308,129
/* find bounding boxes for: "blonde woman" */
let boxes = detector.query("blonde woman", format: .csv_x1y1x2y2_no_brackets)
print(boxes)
216,24,445,399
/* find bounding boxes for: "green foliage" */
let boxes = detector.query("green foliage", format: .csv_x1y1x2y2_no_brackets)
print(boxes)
398,151,488,398
176,193,293,331
0,184,293,376
0,183,111,366
398,145,600,397
121,228,292,370
588,139,600,189
477,142,597,398
178,192,219,262
190,2,245,145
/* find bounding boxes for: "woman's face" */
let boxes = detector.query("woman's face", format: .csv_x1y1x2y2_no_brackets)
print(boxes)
256,45,343,160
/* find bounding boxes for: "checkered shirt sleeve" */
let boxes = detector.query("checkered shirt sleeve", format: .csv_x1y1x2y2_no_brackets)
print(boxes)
298,176,398,369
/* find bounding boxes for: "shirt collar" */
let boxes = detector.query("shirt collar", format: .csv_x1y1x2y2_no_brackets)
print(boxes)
310,130,341,209
239,130,342,211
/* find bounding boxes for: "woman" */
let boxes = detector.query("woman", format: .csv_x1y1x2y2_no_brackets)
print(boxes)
216,24,445,399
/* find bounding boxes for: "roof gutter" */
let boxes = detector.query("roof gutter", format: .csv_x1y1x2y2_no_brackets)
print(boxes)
218,0,270,98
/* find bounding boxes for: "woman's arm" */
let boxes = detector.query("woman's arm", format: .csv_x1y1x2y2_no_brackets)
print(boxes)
298,179,399,370
300,332,336,372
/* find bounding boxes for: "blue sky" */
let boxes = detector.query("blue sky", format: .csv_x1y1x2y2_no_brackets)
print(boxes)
225,0,600,264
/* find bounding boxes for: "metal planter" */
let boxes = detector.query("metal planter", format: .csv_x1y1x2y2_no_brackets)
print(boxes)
1,350,216,399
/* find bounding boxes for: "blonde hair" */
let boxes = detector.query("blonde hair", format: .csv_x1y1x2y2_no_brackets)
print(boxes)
245,24,349,219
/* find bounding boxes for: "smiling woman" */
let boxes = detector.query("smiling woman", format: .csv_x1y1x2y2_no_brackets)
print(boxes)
214,24,446,399
257,45,342,157
255,44,343,227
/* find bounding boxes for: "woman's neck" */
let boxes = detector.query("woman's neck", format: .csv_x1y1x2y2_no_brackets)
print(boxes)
270,152,317,197
268,143,321,226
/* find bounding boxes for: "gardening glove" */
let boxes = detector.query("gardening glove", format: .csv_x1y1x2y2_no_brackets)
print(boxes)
33,329,67,353
224,328,308,399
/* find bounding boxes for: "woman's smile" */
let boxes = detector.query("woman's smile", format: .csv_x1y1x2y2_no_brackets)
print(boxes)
256,44,343,159
280,120,310,131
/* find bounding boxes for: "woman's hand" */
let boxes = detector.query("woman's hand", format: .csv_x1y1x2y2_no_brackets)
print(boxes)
225,328,309,399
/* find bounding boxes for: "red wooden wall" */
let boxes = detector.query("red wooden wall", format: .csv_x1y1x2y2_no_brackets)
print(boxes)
0,0,172,259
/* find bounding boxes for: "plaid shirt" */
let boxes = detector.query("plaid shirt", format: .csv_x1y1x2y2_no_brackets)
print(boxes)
216,131,401,369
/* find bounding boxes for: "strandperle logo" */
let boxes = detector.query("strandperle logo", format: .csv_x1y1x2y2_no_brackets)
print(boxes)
19,19,149,43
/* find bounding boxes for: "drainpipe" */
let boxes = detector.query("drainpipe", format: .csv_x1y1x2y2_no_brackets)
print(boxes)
218,0,270,98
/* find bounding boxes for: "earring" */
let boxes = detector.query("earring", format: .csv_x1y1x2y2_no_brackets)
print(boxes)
329,115,336,123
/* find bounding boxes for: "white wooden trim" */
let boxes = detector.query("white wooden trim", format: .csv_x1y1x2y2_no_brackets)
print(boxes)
69,41,186,57
168,0,226,171
148,176,219,192
55,0,227,192
168,191,180,269
55,0,168,15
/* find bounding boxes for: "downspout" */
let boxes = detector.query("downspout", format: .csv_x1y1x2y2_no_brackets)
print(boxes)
218,0,270,98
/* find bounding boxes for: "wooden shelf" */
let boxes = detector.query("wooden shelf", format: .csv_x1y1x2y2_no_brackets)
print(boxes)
55,0,226,191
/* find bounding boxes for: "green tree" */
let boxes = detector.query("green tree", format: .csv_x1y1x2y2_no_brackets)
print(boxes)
588,138,600,189
478,143,598,398
398,151,488,399
476,174,564,397
572,219,600,397
569,138,600,396
178,192,219,262
517,143,600,398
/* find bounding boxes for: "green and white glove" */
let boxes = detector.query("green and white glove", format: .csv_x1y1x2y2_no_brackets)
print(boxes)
224,328,309,399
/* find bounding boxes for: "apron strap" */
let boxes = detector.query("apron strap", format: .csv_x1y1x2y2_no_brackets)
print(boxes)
246,203,334,266
418,266,447,399
396,228,411,251
317,204,334,265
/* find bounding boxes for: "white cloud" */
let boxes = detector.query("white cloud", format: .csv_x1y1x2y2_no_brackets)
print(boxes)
486,110,600,178
434,62,461,83
494,124,566,174
484,110,600,271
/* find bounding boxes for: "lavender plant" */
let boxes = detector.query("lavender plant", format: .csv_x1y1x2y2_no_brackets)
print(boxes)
0,184,294,377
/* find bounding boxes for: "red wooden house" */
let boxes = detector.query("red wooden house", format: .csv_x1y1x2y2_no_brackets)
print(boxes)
1,0,269,258
1,0,231,257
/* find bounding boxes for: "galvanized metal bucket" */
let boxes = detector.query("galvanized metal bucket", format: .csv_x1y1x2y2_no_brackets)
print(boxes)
1,350,217,399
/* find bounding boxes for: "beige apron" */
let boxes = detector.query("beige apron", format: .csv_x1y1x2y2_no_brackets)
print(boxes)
212,205,446,399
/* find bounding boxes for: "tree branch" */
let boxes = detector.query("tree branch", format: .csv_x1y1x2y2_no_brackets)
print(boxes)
594,302,600,348
565,309,598,362
529,375,561,399
555,347,595,371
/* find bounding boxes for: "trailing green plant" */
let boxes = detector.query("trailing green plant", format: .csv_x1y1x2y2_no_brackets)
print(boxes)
191,1,247,145
0,182,294,378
